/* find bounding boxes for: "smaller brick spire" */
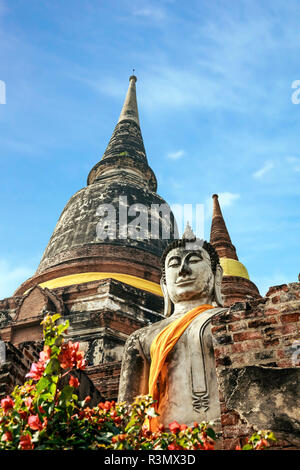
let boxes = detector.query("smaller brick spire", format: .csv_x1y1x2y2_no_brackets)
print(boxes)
210,194,238,260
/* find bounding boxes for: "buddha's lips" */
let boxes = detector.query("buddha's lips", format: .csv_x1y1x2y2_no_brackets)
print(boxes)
175,277,196,286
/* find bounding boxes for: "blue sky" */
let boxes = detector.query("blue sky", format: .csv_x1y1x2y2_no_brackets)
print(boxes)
0,0,299,299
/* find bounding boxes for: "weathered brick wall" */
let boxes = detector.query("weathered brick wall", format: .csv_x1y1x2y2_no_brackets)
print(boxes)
211,282,300,450
0,341,42,398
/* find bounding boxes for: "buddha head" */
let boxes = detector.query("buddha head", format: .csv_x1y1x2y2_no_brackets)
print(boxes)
161,223,223,316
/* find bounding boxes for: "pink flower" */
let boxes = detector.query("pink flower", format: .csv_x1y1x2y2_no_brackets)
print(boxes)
25,361,45,381
28,414,43,431
1,396,14,413
169,420,181,434
69,376,80,388
19,434,33,450
25,397,33,409
2,431,13,442
39,345,51,363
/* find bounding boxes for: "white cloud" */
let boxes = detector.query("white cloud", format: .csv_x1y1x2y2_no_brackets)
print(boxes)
205,192,240,220
132,7,166,22
253,161,274,179
218,192,240,207
0,260,34,299
166,149,185,160
286,156,300,172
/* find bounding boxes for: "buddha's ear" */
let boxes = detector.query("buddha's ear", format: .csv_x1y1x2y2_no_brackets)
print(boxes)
213,264,224,307
160,278,173,317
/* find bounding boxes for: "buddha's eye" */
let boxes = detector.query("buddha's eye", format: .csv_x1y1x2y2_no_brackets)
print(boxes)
188,255,202,264
167,257,181,268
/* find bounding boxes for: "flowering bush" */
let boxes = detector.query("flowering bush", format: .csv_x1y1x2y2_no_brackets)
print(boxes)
0,314,276,450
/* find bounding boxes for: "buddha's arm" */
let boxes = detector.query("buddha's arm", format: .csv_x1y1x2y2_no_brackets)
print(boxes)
118,330,150,403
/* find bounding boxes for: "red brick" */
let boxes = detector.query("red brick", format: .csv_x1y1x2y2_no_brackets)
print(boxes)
228,321,247,332
223,438,242,450
248,317,277,328
211,324,227,335
221,411,240,426
263,338,280,348
281,324,298,335
265,308,279,316
231,339,262,354
277,359,294,368
266,284,289,296
276,349,286,359
280,313,300,323
233,331,263,342
222,424,251,439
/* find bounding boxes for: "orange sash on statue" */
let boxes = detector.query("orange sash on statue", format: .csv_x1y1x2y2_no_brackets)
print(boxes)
147,304,214,430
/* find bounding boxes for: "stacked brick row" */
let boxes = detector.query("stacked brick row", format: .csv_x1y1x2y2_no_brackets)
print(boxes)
211,282,300,449
0,342,42,398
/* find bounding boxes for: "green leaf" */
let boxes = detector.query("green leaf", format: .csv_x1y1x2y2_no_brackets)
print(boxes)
242,443,253,450
36,377,50,393
45,358,61,375
60,385,74,404
206,427,216,440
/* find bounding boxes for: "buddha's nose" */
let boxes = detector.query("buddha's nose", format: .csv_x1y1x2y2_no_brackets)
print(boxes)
178,259,192,276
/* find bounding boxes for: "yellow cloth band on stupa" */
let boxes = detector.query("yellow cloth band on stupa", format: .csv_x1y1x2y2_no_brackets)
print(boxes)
38,272,163,297
220,258,250,280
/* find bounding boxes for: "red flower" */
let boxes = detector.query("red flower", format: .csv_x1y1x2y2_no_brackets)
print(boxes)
2,431,13,442
202,440,215,450
255,438,268,450
69,376,80,388
58,341,86,370
169,420,181,434
235,445,242,450
168,443,182,450
180,424,188,431
98,400,112,411
20,434,34,450
25,361,45,381
19,410,28,420
1,396,14,413
28,414,43,431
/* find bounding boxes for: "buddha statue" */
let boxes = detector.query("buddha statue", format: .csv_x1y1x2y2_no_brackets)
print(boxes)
118,225,227,429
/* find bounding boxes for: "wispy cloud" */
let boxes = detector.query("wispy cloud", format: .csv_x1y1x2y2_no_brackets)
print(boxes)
218,192,240,207
132,6,166,22
253,161,274,179
205,192,240,221
286,156,300,172
166,149,185,160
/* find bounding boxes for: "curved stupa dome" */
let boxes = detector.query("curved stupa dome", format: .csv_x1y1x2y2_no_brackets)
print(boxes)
15,75,177,296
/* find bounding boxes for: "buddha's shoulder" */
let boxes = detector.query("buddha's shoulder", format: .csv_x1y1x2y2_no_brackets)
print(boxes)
125,316,174,348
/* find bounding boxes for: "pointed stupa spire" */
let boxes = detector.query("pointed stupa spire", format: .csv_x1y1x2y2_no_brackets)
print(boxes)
117,74,140,126
87,74,157,191
210,194,238,260
182,221,196,241
209,194,261,305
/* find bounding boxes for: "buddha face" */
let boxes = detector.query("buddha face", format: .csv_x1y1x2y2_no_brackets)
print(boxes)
164,246,215,304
